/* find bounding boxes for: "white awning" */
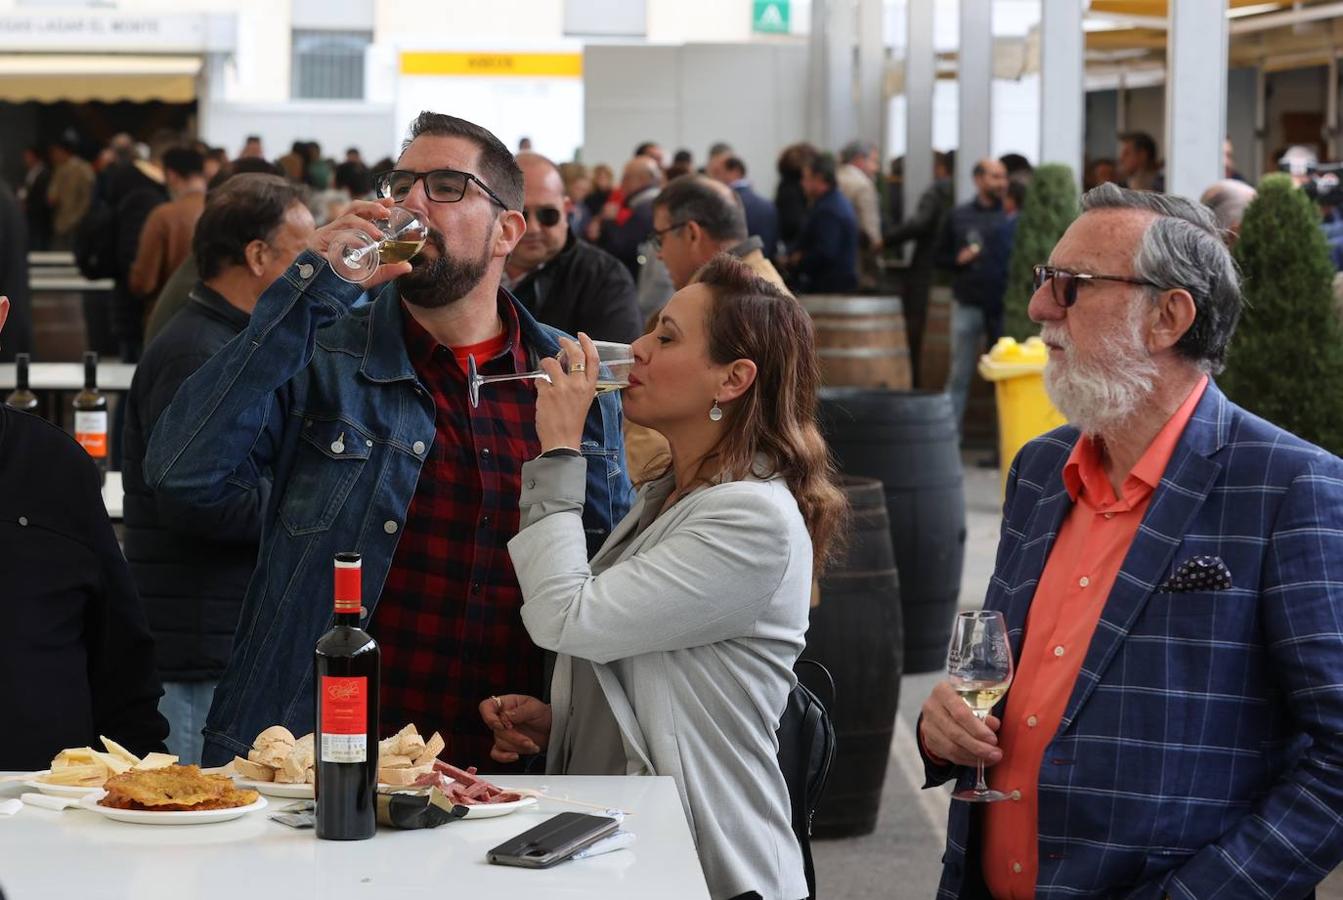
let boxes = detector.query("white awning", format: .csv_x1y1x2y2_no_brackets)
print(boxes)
0,55,201,103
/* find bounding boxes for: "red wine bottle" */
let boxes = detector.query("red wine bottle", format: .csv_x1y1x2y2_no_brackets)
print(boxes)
73,351,107,484
5,353,39,412
315,552,380,841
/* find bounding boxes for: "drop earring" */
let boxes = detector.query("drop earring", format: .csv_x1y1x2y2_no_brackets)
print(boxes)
709,399,723,422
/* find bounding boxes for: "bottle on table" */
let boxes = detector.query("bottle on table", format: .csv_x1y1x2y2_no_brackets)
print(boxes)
4,353,39,413
315,551,381,841
72,351,108,484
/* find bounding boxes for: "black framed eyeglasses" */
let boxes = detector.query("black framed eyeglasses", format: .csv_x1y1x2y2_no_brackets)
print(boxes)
375,168,509,210
523,205,563,227
649,220,691,251
1032,264,1163,308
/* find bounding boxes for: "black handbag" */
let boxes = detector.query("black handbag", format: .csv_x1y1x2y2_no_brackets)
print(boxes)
775,659,838,900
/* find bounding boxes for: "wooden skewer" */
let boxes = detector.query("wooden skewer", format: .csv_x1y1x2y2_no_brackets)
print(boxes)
507,788,632,815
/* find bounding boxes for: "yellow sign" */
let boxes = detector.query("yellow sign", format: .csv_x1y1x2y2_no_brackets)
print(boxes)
399,52,582,78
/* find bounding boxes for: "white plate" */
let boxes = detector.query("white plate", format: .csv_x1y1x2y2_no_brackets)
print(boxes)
78,790,268,825
458,794,537,819
231,778,313,799
23,771,104,798
232,778,397,799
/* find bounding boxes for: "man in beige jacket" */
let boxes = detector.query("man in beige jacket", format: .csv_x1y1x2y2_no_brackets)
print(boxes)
47,138,95,249
651,174,789,294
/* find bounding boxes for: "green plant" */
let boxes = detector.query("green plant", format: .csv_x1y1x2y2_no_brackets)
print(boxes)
1001,164,1079,340
1221,172,1343,453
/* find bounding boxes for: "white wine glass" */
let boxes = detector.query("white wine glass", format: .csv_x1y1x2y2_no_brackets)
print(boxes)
466,340,635,409
946,609,1016,803
327,207,428,284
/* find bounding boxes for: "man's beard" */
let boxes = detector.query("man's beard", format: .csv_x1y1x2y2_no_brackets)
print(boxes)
1041,301,1158,437
397,227,493,309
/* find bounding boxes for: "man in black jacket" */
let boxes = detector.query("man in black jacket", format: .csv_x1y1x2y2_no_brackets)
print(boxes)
0,181,32,361
888,151,954,387
121,174,314,763
505,153,641,342
937,157,1007,433
0,293,168,771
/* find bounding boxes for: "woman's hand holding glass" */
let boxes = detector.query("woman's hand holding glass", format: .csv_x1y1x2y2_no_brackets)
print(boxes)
479,694,553,764
533,334,602,452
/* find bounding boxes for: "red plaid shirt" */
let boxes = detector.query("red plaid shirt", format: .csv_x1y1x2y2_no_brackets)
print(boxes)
373,295,543,770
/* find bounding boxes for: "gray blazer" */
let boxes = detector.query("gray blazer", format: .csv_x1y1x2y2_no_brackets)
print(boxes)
508,455,811,900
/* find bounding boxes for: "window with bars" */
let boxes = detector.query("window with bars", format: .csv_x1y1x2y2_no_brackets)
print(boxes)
291,29,370,100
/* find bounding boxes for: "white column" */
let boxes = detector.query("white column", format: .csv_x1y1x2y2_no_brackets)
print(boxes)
1254,66,1267,179
808,0,858,150
1328,53,1339,162
1039,0,1084,188
957,0,993,202
904,0,935,222
857,0,885,150
1165,0,1228,198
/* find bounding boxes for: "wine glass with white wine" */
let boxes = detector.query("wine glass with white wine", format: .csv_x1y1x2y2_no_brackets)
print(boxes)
466,340,635,409
327,207,429,284
946,609,1016,803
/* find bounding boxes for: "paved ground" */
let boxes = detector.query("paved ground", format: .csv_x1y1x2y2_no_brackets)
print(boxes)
811,459,1343,899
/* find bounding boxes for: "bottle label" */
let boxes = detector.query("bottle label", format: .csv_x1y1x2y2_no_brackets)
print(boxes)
75,411,108,458
319,675,368,763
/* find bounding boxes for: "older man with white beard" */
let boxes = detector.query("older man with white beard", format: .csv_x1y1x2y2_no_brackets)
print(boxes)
917,183,1343,900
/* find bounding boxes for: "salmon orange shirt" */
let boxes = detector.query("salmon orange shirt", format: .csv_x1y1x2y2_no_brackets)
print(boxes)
981,375,1208,899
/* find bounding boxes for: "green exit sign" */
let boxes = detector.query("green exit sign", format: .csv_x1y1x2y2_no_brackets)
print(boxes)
753,0,790,34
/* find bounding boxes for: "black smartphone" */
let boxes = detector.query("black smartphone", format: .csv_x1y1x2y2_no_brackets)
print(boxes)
486,812,621,869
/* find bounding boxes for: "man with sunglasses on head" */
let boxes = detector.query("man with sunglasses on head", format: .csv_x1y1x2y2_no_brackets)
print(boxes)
146,112,632,769
917,183,1343,899
503,152,641,343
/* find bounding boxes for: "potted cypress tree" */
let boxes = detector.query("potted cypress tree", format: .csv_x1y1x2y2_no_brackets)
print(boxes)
1221,172,1343,454
1001,164,1079,340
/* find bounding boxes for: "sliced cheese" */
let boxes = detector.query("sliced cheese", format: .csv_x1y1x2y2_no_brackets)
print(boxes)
99,735,141,766
134,753,179,770
90,750,133,776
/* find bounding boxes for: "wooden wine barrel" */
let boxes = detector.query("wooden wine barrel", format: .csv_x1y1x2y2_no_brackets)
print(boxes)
803,296,912,390
819,389,967,674
31,290,87,362
803,476,902,838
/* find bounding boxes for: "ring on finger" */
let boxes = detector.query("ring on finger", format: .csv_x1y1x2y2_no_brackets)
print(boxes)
570,363,587,373
491,695,503,712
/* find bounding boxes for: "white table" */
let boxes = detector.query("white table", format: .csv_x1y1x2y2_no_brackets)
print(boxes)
103,470,123,520
29,275,115,292
0,362,136,392
0,775,710,899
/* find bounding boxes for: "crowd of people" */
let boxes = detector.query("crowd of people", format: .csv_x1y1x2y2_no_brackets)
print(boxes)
2,111,1343,900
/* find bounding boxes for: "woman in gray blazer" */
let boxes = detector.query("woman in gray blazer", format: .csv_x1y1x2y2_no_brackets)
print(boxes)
479,255,845,900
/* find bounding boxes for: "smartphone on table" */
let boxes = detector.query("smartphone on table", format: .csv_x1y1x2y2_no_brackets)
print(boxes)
486,812,621,869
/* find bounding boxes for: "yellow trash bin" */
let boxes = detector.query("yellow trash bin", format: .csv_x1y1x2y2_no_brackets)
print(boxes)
978,337,1067,492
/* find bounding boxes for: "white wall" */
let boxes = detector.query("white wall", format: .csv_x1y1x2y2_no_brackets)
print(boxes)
583,42,810,196
202,101,396,162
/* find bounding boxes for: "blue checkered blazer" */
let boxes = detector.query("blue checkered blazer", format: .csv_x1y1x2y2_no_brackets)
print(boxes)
926,381,1343,899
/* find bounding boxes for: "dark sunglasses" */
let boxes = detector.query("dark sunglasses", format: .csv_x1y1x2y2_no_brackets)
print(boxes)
1032,264,1163,308
374,168,509,210
523,205,563,227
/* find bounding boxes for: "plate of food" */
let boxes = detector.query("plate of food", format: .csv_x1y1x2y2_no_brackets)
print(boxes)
25,737,179,797
398,761,537,819
230,723,444,799
78,765,266,825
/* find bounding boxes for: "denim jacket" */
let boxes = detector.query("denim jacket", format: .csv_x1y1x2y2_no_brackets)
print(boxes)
145,251,633,764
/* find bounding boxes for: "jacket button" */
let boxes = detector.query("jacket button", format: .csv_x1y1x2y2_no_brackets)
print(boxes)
413,440,426,455
526,479,536,489
384,520,398,534
298,263,314,279
17,516,28,526
481,447,491,458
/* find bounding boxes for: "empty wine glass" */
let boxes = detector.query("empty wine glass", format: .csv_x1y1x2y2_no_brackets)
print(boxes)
946,609,1016,803
327,207,429,284
466,340,635,409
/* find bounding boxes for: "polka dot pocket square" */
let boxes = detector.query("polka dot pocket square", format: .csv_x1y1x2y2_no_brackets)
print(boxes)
1158,555,1233,593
